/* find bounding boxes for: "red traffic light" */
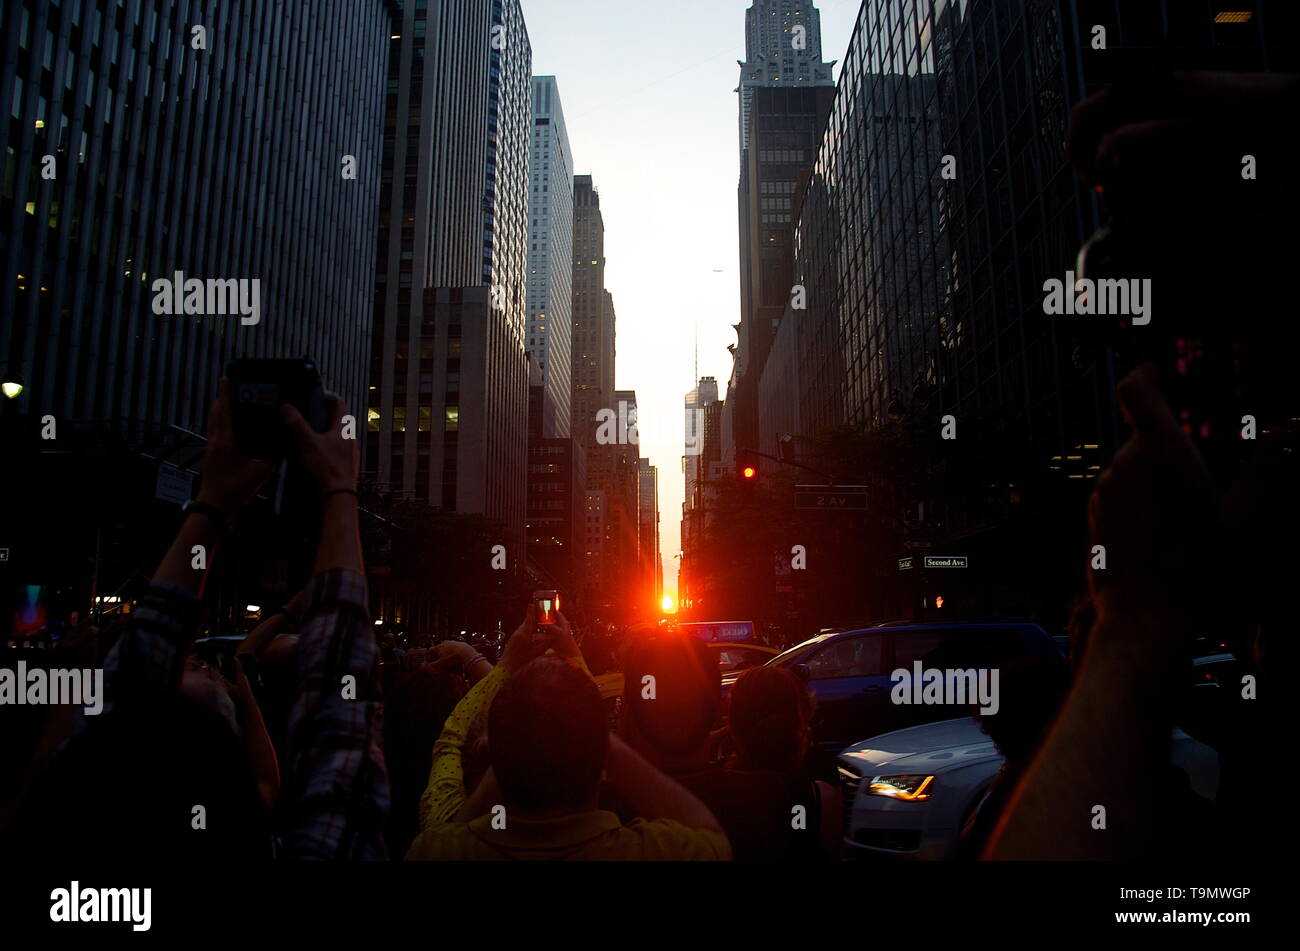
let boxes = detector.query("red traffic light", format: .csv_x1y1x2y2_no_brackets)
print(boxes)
742,465,756,479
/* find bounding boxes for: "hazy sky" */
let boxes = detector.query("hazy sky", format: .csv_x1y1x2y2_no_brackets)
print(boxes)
522,0,860,601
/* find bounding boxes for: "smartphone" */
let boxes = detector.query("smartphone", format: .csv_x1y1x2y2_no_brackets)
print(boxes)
225,358,333,461
533,590,559,627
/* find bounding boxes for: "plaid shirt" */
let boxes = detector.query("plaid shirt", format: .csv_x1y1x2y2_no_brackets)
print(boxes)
73,581,204,730
77,568,389,860
283,567,389,860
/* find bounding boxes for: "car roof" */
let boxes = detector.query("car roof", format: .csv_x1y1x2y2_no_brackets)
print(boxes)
865,618,1044,630
777,620,1048,654
815,620,1045,639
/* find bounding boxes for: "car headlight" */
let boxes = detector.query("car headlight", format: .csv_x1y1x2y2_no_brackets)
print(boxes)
866,774,935,801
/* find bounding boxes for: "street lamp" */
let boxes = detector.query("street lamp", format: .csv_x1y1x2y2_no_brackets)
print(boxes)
1,369,23,399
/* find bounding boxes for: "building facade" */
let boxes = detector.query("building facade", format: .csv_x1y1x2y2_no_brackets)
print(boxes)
2,0,390,429
758,0,1290,620
731,1,836,461
1,0,393,624
526,75,574,438
637,457,660,613
367,0,532,562
569,174,612,452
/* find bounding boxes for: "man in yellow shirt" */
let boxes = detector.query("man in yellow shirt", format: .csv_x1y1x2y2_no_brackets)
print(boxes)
406,613,730,861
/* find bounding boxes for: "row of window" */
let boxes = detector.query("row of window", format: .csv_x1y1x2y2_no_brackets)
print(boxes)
758,149,807,164
367,406,460,433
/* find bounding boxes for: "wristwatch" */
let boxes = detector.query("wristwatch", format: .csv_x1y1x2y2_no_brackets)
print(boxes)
182,499,233,532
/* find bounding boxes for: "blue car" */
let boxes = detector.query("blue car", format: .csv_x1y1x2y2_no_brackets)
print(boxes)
734,620,1064,751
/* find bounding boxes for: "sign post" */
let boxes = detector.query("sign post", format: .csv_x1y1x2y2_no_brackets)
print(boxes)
794,484,868,510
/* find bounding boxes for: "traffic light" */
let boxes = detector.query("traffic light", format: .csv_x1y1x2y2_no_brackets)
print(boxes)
737,449,758,482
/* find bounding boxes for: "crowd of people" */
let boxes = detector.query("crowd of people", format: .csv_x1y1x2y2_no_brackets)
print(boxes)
1,70,1293,862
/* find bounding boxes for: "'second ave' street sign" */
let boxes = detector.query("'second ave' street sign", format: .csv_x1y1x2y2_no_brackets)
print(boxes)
924,555,968,568
795,484,868,510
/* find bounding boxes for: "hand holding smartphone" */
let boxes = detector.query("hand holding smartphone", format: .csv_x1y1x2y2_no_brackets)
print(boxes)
533,590,559,628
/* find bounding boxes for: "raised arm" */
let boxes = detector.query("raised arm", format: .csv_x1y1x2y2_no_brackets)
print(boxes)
986,366,1216,859
279,398,390,860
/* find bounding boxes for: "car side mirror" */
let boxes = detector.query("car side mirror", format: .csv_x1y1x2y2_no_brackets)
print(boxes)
793,663,811,682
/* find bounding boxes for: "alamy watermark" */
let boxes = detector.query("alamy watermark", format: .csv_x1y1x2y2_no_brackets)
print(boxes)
1042,270,1151,325
0,663,104,715
50,882,151,931
890,661,999,715
152,271,261,325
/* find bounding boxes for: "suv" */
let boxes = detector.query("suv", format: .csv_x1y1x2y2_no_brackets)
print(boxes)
758,620,1062,751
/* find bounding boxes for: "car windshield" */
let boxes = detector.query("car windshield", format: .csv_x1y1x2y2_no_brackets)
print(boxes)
766,639,821,668
715,647,770,672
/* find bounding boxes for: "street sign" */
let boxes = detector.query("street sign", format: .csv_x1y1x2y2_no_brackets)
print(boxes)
0,548,9,562
898,557,913,571
795,484,868,510
904,540,932,550
155,463,194,506
924,555,968,568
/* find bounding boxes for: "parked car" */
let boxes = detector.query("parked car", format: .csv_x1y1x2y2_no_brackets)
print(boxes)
757,620,1063,751
836,716,1220,860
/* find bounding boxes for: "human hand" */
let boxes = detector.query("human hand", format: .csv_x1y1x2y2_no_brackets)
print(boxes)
286,588,308,618
225,654,258,711
431,640,479,669
280,396,356,493
1067,71,1294,207
536,610,582,664
499,612,548,674
196,378,274,515
1087,364,1218,647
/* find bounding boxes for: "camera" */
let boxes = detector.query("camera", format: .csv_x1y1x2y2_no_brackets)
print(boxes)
225,358,335,461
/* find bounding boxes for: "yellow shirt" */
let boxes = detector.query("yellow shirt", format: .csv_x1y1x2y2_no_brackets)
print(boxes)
406,810,731,861
407,655,731,861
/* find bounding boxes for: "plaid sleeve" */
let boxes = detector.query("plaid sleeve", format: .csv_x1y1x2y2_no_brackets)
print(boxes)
73,581,202,733
282,567,390,861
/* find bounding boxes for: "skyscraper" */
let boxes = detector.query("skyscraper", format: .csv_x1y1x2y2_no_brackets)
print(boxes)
367,0,532,559
1,0,393,616
680,375,721,613
731,0,836,460
737,0,836,150
2,0,390,429
758,0,1291,617
570,174,612,451
638,457,660,613
526,75,574,438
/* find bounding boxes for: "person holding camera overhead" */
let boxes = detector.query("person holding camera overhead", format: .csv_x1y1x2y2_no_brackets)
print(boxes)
7,379,390,862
